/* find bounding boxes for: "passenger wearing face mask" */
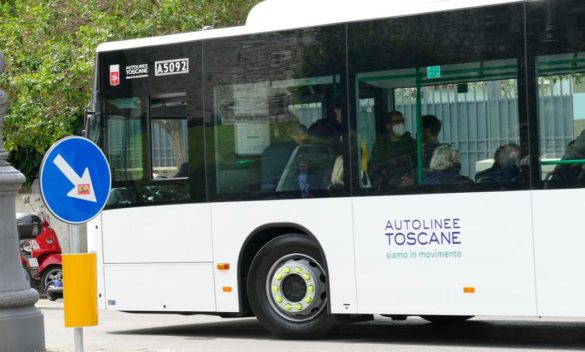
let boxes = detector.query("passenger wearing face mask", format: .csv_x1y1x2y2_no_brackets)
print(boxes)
368,111,417,189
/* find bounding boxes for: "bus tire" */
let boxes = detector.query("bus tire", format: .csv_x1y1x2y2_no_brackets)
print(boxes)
420,315,473,324
247,234,336,339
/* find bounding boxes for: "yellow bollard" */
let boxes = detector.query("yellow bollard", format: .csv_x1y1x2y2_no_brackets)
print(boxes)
62,253,98,327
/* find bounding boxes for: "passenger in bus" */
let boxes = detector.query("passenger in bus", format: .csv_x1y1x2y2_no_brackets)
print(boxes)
296,159,324,197
549,129,585,184
173,162,188,178
475,143,522,184
422,114,442,169
308,95,343,154
261,124,309,191
423,144,473,185
329,154,344,189
369,111,417,189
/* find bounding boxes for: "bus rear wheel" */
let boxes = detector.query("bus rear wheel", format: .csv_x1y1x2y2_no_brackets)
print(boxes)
247,234,336,339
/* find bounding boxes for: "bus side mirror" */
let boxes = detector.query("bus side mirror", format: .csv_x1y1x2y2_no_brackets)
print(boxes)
84,110,97,138
84,109,95,123
84,110,95,120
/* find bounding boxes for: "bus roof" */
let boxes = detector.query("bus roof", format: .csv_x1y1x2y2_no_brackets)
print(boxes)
96,0,524,53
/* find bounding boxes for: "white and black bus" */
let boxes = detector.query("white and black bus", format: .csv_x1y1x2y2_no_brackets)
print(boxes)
86,0,585,338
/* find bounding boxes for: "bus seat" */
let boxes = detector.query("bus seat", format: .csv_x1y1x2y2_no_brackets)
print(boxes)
275,144,335,193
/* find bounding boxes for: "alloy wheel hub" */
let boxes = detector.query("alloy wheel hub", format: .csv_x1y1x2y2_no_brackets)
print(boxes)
266,254,327,322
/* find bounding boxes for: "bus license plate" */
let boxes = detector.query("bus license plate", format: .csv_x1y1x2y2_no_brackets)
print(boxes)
27,258,39,269
155,58,189,76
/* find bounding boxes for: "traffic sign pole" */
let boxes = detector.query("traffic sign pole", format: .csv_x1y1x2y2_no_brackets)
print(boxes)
70,223,83,351
75,328,84,352
40,136,111,352
70,223,81,254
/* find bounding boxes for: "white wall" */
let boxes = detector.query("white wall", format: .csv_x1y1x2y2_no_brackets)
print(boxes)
15,190,87,254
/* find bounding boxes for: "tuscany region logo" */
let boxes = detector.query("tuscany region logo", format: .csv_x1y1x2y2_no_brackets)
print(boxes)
109,64,120,86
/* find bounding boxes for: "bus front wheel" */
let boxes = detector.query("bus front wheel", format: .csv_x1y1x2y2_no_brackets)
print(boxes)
247,234,336,339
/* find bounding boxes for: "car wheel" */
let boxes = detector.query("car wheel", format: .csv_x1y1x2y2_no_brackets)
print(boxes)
247,234,336,339
41,265,62,294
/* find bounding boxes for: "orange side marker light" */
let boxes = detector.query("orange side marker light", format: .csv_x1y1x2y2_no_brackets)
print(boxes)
223,286,232,293
463,287,476,293
217,263,230,270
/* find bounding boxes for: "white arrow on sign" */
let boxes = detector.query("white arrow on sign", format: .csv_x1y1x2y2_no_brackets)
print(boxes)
53,154,97,202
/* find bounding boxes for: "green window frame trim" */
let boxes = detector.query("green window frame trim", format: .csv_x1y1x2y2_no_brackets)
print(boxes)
541,159,585,165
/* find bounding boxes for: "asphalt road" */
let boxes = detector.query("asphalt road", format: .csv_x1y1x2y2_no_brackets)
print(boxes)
38,299,585,352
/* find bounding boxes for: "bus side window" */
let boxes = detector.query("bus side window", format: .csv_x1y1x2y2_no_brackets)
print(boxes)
536,54,585,189
210,89,341,198
105,98,143,182
204,26,346,200
150,94,188,180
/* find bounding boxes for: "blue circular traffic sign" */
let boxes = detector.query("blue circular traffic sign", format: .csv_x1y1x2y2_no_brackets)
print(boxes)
40,136,111,224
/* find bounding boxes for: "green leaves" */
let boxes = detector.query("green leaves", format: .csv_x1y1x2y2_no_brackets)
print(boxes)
0,0,260,183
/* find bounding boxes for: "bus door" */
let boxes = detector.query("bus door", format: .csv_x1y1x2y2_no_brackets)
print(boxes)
349,4,537,317
98,46,216,312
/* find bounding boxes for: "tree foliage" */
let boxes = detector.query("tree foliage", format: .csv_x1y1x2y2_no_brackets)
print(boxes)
0,0,260,183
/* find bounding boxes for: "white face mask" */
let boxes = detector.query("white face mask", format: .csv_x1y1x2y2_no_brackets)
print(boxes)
392,123,406,137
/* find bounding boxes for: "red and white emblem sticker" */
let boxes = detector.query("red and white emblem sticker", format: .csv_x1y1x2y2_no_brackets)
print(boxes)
77,183,90,195
109,64,120,86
